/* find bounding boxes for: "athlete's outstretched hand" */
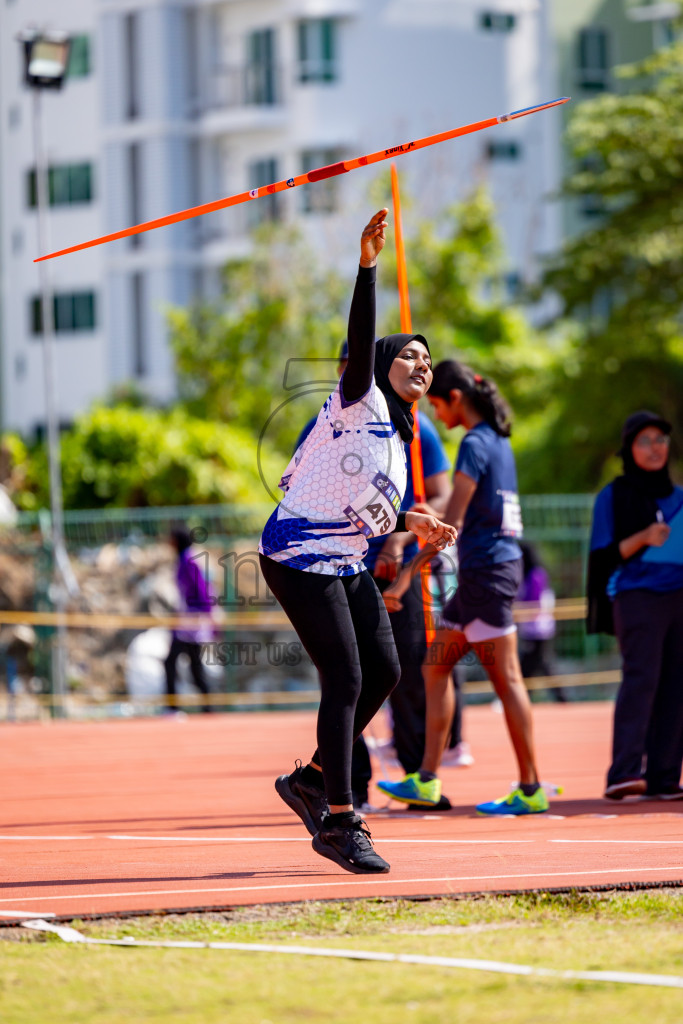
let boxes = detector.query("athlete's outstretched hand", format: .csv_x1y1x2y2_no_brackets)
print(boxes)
405,511,457,550
360,209,388,268
383,513,457,612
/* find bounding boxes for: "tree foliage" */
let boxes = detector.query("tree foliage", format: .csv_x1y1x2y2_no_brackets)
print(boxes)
6,406,282,513
533,42,683,489
375,183,557,483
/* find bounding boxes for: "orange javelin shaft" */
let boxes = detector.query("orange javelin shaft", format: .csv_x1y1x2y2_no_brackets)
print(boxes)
35,97,569,262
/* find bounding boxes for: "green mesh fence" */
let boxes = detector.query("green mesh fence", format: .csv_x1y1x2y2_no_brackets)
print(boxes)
2,495,617,717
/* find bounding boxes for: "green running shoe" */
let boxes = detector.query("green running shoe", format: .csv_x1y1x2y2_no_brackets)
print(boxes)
476,786,549,816
376,772,442,806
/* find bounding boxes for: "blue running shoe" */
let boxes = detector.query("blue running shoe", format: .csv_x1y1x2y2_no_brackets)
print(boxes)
476,786,549,816
376,772,441,806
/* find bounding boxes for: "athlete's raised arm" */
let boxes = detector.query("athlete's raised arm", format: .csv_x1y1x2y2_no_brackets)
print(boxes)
342,209,388,404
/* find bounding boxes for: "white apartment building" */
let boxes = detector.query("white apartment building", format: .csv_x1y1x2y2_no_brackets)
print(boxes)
0,0,562,436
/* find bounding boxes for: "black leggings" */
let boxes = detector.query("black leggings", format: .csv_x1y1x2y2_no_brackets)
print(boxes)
164,636,211,710
259,554,400,805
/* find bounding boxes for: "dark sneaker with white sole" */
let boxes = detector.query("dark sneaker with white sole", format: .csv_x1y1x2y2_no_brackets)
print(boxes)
275,761,328,836
644,785,683,801
604,777,647,800
312,815,390,874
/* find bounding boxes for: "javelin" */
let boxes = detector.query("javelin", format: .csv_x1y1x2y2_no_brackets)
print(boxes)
35,97,569,262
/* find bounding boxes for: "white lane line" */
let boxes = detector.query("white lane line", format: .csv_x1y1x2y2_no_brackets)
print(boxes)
0,835,94,841
0,909,56,918
108,835,534,845
23,920,683,990
109,835,311,843
3,834,680,848
1,864,681,905
551,839,683,845
0,834,532,845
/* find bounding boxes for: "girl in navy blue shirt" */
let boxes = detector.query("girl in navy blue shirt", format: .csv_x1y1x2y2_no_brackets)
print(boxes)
381,360,547,816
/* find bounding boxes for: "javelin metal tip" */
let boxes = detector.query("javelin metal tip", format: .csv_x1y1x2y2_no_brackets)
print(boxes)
498,96,570,123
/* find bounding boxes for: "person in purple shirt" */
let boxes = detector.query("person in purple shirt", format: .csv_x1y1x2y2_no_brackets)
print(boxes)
517,542,566,702
164,525,215,713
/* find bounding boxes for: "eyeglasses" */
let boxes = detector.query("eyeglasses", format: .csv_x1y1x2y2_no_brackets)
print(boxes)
634,435,670,449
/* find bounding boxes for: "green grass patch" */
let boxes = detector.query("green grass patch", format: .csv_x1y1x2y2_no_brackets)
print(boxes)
2,891,683,1023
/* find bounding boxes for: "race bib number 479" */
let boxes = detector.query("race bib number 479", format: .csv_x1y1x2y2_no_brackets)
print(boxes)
344,473,402,538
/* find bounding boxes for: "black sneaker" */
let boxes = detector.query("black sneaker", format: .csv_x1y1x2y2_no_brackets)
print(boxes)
312,815,390,874
644,785,683,801
275,761,329,836
604,777,647,800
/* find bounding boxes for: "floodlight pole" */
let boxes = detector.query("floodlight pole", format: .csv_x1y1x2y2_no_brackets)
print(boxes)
28,56,70,717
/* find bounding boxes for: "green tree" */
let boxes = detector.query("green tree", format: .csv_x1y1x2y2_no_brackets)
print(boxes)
375,182,556,480
5,406,282,517
534,41,683,490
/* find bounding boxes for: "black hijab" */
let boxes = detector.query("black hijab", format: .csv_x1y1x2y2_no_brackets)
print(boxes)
612,411,673,543
373,333,430,444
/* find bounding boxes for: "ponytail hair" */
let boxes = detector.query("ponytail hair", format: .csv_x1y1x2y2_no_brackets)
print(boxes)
429,360,512,437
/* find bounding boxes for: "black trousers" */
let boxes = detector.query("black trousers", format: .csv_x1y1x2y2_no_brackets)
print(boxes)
374,574,461,773
259,555,400,806
519,638,568,702
374,574,427,773
608,588,683,791
350,736,372,804
164,636,211,710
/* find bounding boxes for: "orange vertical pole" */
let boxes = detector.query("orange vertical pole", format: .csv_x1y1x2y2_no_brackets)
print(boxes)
390,163,435,643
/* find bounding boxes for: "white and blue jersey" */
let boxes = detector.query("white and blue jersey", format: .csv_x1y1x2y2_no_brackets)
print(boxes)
366,414,449,572
259,379,407,576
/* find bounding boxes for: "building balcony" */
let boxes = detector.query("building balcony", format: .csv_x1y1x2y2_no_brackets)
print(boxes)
193,62,284,114
191,63,290,134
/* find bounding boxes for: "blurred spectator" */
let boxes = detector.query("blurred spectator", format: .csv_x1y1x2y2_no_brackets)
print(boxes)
587,411,683,800
517,542,567,702
1,625,36,718
165,526,215,714
430,556,473,768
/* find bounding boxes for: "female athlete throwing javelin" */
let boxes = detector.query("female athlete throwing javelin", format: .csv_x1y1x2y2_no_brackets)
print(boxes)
259,210,456,874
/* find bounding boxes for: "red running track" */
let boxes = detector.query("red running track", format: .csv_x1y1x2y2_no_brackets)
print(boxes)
1,702,681,923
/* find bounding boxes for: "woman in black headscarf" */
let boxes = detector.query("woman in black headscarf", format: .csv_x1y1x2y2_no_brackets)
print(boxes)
587,411,683,800
259,210,456,874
